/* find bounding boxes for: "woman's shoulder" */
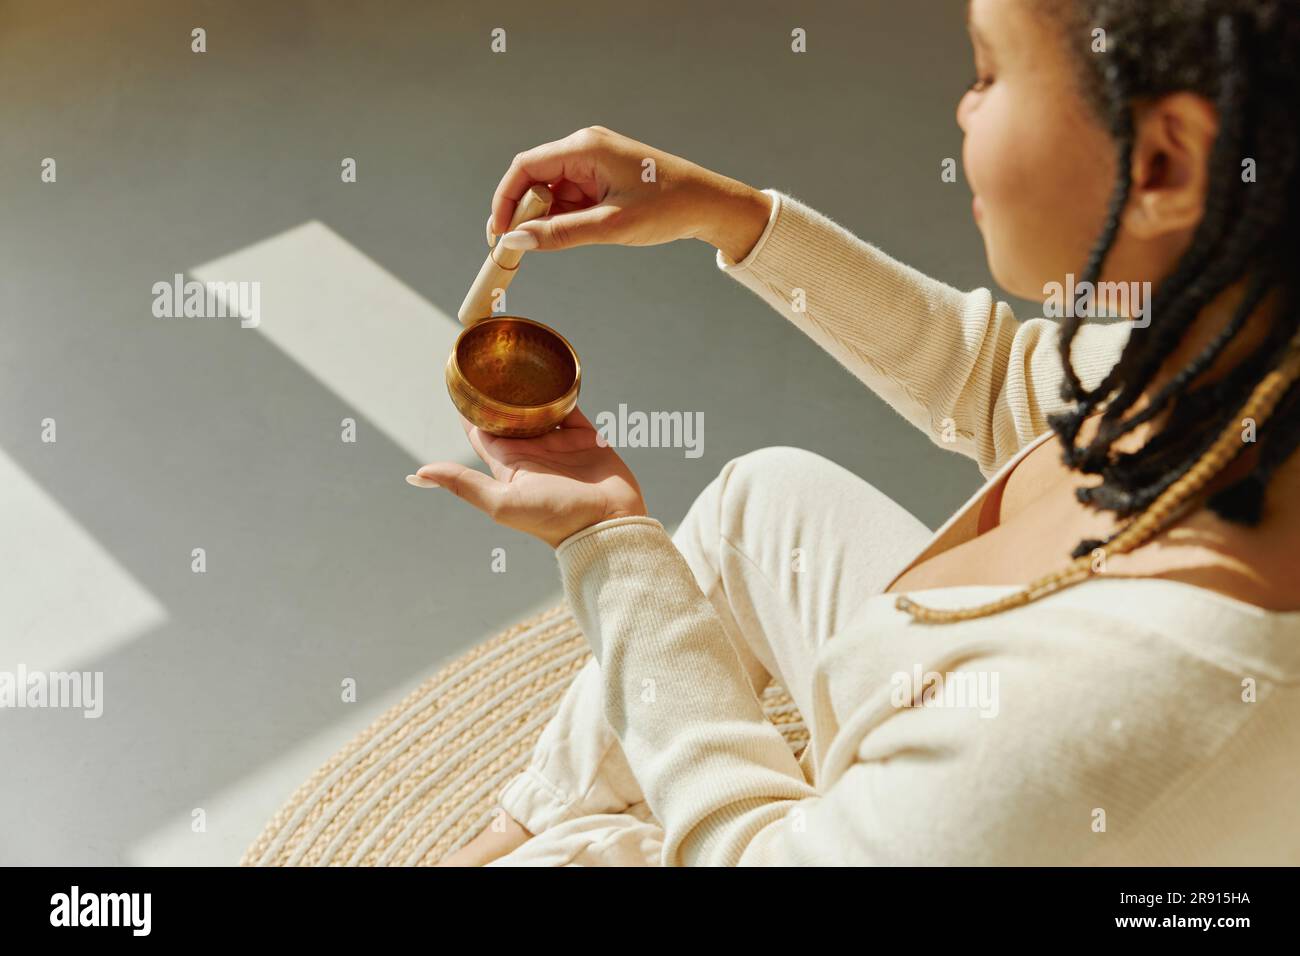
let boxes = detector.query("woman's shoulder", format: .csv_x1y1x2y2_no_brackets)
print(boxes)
1100,494,1300,614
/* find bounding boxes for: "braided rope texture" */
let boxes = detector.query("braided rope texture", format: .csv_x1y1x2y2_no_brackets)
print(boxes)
240,602,810,866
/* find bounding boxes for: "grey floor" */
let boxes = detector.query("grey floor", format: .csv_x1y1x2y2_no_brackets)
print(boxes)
0,0,1034,864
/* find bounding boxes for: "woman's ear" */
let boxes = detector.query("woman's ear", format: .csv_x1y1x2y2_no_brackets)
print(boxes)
1123,92,1220,240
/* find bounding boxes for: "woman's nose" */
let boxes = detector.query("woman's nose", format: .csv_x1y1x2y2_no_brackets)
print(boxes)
955,90,973,134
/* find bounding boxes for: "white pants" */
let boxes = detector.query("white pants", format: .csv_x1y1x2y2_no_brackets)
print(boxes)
491,446,933,866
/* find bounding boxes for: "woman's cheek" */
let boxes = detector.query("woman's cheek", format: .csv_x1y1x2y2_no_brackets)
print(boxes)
962,103,1049,297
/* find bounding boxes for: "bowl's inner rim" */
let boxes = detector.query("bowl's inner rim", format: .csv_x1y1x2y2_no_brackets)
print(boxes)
455,319,579,408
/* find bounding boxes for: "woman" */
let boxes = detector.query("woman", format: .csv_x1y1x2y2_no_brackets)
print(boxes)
419,0,1300,865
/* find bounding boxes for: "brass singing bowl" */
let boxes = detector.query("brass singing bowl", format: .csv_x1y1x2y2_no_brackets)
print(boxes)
445,315,581,438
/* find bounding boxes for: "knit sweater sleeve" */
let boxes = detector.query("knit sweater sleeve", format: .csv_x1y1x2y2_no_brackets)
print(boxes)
555,515,815,866
718,189,1129,476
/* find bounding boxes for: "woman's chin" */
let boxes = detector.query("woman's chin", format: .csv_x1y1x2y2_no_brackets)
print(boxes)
983,250,1045,304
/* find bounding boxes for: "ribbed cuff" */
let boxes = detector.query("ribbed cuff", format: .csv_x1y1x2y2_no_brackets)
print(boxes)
715,188,783,273
555,514,666,556
497,767,578,835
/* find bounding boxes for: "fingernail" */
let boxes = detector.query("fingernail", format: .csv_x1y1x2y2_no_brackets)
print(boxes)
406,475,440,488
486,215,497,248
498,229,538,250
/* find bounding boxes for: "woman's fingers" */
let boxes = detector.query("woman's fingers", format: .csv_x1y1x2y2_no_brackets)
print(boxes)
458,417,512,475
491,135,601,235
550,179,590,205
461,410,594,451
561,406,594,429
412,462,508,517
497,204,622,252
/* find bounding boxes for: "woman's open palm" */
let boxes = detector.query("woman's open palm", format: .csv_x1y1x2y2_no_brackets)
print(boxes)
410,407,648,548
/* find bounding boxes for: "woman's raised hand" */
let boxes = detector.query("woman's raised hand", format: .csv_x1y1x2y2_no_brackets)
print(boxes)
488,125,773,263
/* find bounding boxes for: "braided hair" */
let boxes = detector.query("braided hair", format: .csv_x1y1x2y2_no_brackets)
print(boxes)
898,0,1300,623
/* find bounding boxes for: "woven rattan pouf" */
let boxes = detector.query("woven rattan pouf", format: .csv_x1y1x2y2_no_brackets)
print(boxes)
242,602,809,866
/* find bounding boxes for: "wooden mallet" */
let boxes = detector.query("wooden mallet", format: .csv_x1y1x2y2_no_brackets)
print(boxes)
457,184,553,325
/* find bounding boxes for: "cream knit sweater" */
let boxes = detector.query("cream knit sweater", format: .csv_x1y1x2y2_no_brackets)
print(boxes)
552,189,1300,866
